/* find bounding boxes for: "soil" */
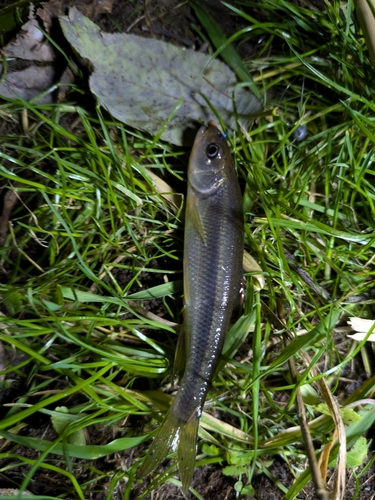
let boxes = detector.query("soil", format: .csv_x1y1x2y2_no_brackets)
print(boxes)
1,0,375,499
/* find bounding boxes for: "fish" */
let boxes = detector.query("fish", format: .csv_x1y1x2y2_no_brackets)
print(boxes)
137,123,244,491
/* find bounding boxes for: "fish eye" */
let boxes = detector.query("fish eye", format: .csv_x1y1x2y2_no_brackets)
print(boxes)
206,143,220,159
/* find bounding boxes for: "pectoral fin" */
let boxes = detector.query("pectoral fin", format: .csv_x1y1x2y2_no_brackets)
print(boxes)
186,190,206,243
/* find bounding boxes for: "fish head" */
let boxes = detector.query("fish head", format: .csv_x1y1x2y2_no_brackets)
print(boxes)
188,125,232,196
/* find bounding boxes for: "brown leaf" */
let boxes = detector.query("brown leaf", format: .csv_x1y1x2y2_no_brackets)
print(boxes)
2,5,55,62
0,188,18,246
79,0,114,19
0,65,55,103
38,0,114,31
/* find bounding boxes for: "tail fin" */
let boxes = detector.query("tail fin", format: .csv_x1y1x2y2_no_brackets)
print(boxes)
178,408,200,490
137,405,200,492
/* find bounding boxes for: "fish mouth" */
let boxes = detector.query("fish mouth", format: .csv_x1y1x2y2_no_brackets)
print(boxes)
208,119,219,128
197,120,219,136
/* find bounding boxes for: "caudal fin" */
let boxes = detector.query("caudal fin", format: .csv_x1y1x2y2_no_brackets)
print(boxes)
178,408,200,490
137,406,200,492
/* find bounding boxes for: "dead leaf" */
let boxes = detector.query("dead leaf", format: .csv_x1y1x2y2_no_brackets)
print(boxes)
37,0,114,32
57,64,75,102
2,5,55,62
36,0,64,32
59,7,262,146
0,4,59,103
243,250,265,290
0,65,56,103
144,168,182,213
294,345,346,500
347,317,375,341
0,489,34,497
317,380,346,500
0,188,18,246
79,0,114,19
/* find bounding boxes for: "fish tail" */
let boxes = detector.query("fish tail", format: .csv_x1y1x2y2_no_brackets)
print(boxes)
137,405,200,492
178,407,200,491
137,407,182,480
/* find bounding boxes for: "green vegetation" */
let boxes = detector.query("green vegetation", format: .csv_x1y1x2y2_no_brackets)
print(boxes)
1,0,375,498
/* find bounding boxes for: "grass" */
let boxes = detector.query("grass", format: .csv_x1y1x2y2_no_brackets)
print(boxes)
1,0,375,498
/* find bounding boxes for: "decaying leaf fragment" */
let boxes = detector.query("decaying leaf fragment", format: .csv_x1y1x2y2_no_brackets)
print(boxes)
0,0,111,104
0,489,34,497
0,65,56,103
37,0,114,32
243,250,265,290
2,7,55,62
347,316,375,341
59,7,262,146
0,5,57,103
0,187,19,246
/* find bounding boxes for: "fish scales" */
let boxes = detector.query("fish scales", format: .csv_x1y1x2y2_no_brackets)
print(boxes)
137,124,244,491
181,175,243,413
